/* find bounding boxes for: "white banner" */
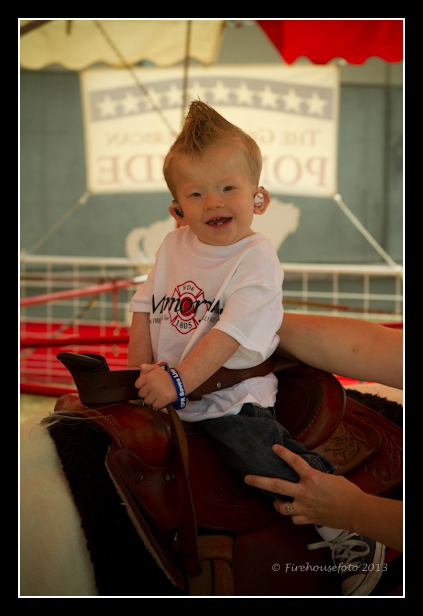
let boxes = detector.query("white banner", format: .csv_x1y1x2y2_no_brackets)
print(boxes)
80,64,339,197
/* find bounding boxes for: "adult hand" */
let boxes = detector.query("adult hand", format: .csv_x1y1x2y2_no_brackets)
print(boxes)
245,444,364,530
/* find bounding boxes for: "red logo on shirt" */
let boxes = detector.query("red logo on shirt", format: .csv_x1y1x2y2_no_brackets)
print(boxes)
169,281,205,334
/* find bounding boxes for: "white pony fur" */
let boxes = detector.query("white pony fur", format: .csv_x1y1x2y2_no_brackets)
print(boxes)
19,416,98,596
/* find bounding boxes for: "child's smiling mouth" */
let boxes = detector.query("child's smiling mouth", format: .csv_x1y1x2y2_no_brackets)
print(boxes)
206,217,232,226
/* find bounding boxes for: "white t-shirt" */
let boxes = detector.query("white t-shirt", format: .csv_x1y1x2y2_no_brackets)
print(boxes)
130,226,283,421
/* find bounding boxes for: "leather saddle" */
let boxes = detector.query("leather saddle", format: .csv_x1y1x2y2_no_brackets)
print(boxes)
54,352,402,596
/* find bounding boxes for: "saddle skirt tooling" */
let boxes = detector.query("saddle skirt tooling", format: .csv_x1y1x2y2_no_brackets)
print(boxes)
49,351,402,596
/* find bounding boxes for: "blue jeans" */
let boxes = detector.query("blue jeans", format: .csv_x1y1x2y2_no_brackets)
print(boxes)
199,403,336,500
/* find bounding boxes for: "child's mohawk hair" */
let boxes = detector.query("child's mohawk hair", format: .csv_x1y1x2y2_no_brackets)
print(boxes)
180,100,236,153
163,100,262,194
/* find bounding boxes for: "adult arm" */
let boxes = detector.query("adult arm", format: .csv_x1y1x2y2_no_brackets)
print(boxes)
277,313,403,389
245,444,403,552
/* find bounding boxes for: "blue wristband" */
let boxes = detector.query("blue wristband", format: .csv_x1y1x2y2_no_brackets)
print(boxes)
168,368,187,410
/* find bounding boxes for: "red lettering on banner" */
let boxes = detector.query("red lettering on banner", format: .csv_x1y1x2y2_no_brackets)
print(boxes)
95,153,330,192
96,154,165,186
97,156,120,184
126,155,155,183
306,157,328,187
274,156,302,186
260,155,330,189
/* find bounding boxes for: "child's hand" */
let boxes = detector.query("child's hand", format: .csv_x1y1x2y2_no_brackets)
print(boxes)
134,364,177,409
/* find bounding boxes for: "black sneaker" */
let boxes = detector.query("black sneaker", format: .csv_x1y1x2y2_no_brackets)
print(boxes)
307,531,386,596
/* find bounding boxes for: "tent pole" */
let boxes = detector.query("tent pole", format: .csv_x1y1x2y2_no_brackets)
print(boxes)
333,193,400,269
20,20,51,36
92,20,177,138
182,20,192,126
27,191,91,255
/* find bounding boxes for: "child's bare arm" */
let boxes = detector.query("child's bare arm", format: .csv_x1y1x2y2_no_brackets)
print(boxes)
135,329,240,409
127,312,153,369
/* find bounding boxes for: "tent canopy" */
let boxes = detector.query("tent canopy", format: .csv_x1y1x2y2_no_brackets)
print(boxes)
19,20,225,70
20,19,404,71
258,20,403,65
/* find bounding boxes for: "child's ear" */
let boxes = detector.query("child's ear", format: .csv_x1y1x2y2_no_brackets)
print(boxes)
169,201,186,224
253,188,270,215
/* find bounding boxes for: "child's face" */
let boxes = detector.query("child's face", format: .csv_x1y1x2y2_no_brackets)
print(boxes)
168,144,268,246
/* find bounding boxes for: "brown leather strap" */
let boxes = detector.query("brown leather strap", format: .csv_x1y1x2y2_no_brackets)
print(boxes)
165,402,201,577
56,352,274,406
188,358,274,400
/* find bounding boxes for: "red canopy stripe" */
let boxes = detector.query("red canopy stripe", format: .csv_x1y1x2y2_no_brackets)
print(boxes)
257,20,403,65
